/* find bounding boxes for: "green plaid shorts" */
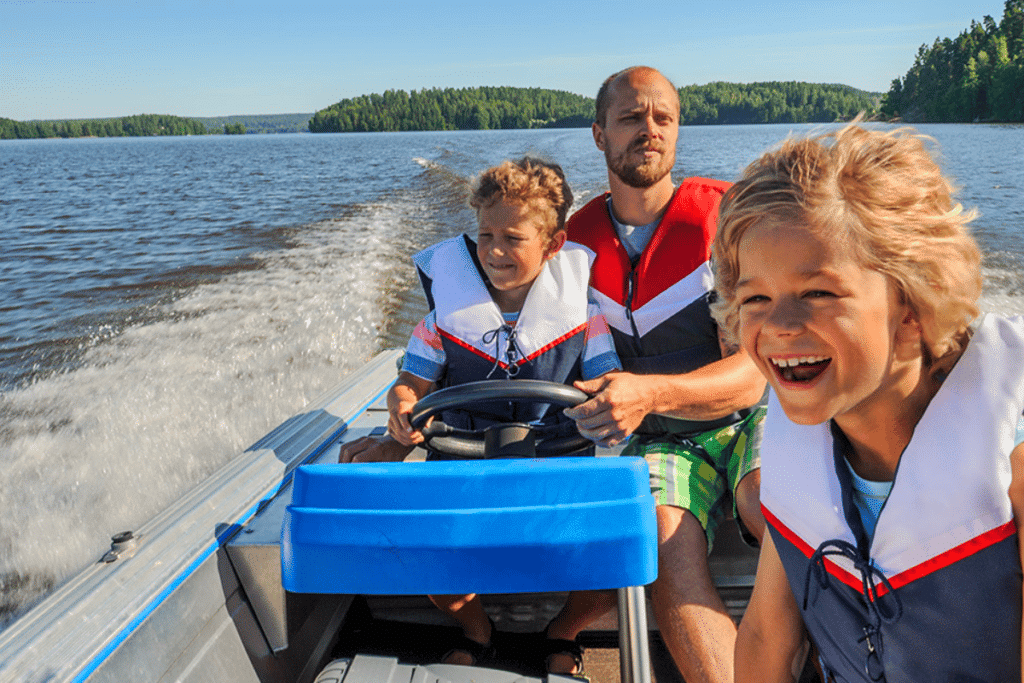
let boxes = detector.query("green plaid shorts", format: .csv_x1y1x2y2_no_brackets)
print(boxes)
623,407,765,551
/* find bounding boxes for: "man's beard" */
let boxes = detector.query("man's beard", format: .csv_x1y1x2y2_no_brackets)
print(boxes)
605,142,675,188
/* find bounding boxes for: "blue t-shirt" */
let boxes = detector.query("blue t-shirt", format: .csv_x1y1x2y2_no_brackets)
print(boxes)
607,197,658,261
848,414,1024,543
845,460,892,541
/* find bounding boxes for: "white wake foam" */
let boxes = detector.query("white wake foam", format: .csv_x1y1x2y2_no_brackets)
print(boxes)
0,197,426,625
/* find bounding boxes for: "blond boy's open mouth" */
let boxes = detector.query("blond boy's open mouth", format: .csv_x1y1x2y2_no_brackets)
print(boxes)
769,356,832,383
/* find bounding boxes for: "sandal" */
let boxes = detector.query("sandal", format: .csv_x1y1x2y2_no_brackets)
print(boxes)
441,632,497,666
542,630,589,682
442,617,499,667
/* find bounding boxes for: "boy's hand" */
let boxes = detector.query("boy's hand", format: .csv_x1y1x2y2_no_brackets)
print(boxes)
388,398,426,446
563,371,653,447
386,372,436,447
338,435,414,463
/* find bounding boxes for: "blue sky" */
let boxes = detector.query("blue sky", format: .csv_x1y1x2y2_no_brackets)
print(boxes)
0,0,1011,121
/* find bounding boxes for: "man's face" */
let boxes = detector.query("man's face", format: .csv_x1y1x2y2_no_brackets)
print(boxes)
593,69,679,188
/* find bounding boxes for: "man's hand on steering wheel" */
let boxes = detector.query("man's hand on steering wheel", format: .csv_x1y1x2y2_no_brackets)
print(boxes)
564,371,654,447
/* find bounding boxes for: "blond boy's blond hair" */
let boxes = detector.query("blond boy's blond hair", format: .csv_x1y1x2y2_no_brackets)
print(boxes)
712,122,981,362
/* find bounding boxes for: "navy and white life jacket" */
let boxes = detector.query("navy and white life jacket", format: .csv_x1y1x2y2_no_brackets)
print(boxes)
567,177,762,437
761,314,1024,682
412,234,593,430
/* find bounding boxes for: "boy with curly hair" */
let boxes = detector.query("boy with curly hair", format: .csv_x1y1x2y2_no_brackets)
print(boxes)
340,156,620,678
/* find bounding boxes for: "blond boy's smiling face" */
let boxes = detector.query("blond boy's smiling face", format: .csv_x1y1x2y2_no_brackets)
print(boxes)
735,220,921,428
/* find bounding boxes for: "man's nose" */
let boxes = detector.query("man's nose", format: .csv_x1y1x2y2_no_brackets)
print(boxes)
640,113,659,136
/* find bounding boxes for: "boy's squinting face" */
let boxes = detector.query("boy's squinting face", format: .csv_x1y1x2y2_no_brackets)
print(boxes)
476,199,563,309
735,221,917,427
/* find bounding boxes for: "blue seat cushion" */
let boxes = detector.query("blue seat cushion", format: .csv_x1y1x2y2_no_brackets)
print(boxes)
281,456,657,595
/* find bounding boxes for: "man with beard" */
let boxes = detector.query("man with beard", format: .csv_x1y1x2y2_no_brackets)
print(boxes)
561,66,769,683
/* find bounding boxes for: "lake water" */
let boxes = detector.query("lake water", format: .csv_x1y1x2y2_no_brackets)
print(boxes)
1,124,1022,624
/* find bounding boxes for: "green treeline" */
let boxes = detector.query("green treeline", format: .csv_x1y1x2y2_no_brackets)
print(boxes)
678,82,878,124
197,113,312,134
309,83,878,133
0,114,211,140
882,0,1024,122
309,87,595,132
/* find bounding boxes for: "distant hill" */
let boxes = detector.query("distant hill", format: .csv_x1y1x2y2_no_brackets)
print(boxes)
0,113,313,140
194,113,313,134
881,1,1024,122
0,114,211,140
308,82,880,134
309,87,593,133
677,81,880,125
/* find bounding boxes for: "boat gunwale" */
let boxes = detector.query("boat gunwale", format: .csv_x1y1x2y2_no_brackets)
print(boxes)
0,350,403,682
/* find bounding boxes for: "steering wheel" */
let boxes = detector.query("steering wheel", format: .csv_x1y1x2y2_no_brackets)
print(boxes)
408,380,592,459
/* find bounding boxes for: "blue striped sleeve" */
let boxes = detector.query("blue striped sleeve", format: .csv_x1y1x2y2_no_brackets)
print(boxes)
401,311,445,382
580,302,622,380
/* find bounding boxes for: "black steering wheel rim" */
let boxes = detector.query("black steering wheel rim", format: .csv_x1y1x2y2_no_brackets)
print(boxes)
409,379,591,458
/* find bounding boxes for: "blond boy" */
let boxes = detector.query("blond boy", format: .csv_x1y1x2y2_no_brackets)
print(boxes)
711,123,1024,682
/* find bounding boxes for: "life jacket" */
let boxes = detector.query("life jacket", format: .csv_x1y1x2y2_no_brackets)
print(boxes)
761,314,1024,682
566,177,759,437
412,234,592,431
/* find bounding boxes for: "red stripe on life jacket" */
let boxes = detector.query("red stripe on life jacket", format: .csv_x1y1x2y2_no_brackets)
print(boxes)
437,323,587,370
765,504,1019,597
438,328,503,367
884,519,1017,592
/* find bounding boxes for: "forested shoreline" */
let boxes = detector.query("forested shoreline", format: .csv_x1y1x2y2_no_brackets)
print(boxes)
0,113,322,139
307,83,878,133
0,114,212,140
196,113,313,134
0,80,881,140
678,82,878,125
308,87,595,132
881,0,1024,122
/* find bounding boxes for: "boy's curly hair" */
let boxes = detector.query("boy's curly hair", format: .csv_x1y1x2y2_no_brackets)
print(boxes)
469,156,573,242
712,122,981,362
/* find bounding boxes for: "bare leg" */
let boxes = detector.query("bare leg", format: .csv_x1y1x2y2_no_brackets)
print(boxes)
544,589,618,674
428,593,492,665
734,469,766,544
651,505,736,683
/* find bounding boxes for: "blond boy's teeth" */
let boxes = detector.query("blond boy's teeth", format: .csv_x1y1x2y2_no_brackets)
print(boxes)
770,356,829,367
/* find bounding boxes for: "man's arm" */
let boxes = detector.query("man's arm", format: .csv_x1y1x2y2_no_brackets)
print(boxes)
338,435,414,463
338,371,435,463
565,347,766,447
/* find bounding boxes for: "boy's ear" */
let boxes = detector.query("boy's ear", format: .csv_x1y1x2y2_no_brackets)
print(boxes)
546,230,568,258
894,307,925,360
